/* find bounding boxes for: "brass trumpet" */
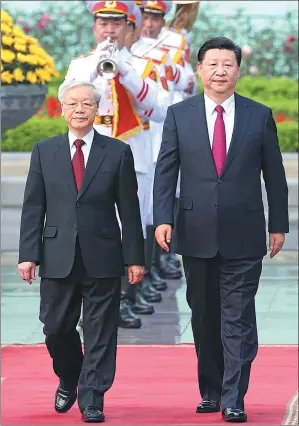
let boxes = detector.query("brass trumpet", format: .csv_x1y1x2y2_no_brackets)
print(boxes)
96,37,119,80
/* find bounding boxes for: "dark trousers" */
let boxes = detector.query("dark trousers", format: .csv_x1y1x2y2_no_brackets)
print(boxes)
182,254,262,409
39,242,121,411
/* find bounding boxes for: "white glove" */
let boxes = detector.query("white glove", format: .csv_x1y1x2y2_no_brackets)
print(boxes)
91,40,115,79
94,39,113,56
115,49,132,76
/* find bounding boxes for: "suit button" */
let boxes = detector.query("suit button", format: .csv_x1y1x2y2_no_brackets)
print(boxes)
74,226,78,231
215,203,218,207
76,202,81,208
218,179,223,184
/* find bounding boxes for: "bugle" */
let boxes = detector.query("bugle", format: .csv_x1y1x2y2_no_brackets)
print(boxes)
96,37,119,80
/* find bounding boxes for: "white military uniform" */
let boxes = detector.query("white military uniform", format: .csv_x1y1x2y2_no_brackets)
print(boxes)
131,40,173,230
64,45,168,236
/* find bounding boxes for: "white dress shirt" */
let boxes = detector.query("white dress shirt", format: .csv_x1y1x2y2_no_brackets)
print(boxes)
68,128,94,167
204,93,235,152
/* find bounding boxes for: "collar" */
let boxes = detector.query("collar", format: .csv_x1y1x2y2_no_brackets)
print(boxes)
68,128,94,149
204,93,235,116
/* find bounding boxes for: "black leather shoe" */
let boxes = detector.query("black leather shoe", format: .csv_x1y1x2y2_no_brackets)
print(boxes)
118,302,141,328
222,408,247,422
81,406,105,422
196,400,220,413
150,267,168,291
131,292,154,315
159,256,182,279
139,277,162,303
55,385,77,413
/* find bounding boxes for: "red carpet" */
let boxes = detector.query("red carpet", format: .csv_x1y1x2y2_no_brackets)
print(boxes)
1,344,298,425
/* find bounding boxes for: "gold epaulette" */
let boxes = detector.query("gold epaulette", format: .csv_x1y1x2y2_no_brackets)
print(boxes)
72,51,93,60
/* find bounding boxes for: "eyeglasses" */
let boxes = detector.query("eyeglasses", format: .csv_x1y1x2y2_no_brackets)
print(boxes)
63,102,97,110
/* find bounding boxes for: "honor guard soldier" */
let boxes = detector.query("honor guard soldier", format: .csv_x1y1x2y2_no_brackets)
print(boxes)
120,3,173,317
63,0,167,329
139,1,187,281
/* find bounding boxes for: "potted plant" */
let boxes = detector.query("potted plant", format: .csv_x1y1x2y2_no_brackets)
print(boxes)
1,9,59,136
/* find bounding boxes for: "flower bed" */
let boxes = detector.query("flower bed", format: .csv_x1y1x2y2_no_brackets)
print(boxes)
1,9,59,85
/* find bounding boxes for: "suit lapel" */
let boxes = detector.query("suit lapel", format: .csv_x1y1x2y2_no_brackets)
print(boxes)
77,132,107,199
220,93,251,177
55,133,77,196
189,93,218,178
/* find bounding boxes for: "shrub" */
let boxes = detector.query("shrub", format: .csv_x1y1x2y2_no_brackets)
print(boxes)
236,76,297,100
1,116,67,151
277,121,298,152
1,9,59,85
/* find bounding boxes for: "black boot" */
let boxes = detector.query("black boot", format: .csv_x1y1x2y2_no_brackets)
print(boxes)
150,265,168,291
159,252,182,279
168,252,181,268
138,226,163,303
131,291,154,315
119,299,142,329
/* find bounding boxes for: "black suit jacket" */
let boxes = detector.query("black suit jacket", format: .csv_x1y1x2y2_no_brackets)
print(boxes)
153,92,289,259
19,130,145,278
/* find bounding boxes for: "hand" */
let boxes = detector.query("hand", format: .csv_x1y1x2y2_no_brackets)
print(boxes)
269,233,285,258
155,224,172,252
94,39,113,57
128,265,144,284
116,49,131,76
185,77,195,94
92,40,113,77
18,261,36,285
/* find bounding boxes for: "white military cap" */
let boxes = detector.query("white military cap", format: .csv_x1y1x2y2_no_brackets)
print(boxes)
127,4,142,28
86,1,134,19
134,0,147,8
143,1,172,15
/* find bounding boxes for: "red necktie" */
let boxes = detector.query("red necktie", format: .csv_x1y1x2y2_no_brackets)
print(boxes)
72,139,85,191
212,105,226,176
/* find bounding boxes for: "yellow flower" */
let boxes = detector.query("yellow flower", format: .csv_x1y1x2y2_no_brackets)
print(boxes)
13,36,27,45
13,68,25,82
16,52,27,63
1,49,15,63
12,26,25,37
1,10,58,84
1,70,13,84
2,35,14,46
1,10,13,25
1,22,12,34
26,71,37,84
14,43,27,53
26,35,38,44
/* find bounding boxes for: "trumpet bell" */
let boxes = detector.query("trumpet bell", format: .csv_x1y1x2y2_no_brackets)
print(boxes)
97,58,118,80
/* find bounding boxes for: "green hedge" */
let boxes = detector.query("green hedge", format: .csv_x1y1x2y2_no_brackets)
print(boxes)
2,116,68,152
277,121,298,152
236,76,297,100
2,113,298,153
236,76,298,121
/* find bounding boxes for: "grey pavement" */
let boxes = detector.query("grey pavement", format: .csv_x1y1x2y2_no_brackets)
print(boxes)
1,254,298,346
1,152,298,347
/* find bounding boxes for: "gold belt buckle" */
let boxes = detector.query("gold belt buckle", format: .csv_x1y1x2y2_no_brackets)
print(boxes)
102,115,112,126
94,115,113,126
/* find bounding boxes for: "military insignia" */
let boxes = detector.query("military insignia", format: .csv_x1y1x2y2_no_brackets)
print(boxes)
105,1,117,7
73,51,93,60
147,0,158,6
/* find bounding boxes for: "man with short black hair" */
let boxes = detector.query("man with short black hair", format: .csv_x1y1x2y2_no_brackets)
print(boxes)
154,36,289,423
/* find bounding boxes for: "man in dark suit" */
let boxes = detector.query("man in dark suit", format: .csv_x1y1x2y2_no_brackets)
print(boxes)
18,80,145,423
153,37,289,423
